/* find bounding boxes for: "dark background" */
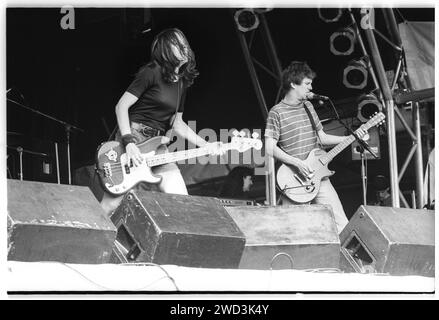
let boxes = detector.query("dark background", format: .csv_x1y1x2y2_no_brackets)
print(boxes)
6,7,434,215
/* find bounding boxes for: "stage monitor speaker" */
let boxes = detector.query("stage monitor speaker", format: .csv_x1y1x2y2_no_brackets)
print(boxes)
225,205,341,270
7,179,117,264
110,190,246,268
73,164,105,202
339,205,434,277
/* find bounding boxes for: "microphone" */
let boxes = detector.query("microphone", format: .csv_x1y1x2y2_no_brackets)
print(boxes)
306,92,329,101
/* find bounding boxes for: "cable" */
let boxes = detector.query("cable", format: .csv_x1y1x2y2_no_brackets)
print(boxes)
35,261,115,291
29,261,179,291
120,262,180,291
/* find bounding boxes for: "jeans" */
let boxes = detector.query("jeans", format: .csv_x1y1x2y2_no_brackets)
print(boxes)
100,122,188,216
281,178,348,234
313,178,348,233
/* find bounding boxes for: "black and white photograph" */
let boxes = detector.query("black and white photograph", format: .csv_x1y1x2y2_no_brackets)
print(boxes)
2,0,436,301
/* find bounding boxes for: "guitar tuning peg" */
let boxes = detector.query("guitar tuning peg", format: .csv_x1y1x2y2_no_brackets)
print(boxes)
252,132,259,139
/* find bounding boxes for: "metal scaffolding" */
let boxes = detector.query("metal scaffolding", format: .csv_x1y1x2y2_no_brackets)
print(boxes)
232,9,282,206
233,8,428,208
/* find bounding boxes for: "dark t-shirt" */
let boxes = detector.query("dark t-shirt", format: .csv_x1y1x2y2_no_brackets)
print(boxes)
126,62,187,132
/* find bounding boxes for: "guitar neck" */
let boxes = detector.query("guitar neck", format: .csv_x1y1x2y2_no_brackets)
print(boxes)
320,135,357,165
320,122,376,165
145,144,232,167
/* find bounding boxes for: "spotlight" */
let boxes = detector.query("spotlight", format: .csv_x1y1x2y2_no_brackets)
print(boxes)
330,27,356,56
343,57,369,89
357,93,382,122
234,9,260,32
253,8,273,14
318,8,343,23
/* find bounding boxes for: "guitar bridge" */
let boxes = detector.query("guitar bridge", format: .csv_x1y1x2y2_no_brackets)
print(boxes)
103,163,112,178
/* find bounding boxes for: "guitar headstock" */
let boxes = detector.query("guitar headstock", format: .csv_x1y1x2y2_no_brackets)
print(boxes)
230,130,263,152
362,112,386,130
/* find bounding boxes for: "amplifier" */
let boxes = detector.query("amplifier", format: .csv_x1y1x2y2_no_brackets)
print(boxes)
225,204,340,270
339,205,435,276
110,190,246,268
7,179,117,264
217,198,256,206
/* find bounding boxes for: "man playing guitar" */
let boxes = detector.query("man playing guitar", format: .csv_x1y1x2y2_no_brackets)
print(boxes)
265,61,367,233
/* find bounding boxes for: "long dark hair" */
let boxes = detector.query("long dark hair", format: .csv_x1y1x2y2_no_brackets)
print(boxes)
150,28,199,86
219,166,254,199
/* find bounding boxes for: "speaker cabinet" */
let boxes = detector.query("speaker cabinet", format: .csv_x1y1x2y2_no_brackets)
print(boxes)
110,190,246,268
225,205,341,270
7,179,117,264
339,205,434,277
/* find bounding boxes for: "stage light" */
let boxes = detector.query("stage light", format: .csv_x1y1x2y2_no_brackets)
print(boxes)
343,57,369,89
318,8,343,23
357,93,382,122
253,8,273,14
234,9,260,32
330,27,356,56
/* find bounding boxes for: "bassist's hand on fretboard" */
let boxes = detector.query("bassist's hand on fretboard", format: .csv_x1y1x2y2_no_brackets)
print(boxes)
126,143,144,167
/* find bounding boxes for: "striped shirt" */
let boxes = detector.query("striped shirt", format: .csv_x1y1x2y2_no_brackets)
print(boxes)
265,100,323,160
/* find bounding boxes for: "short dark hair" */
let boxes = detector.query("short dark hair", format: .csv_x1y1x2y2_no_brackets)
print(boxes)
281,61,316,95
219,166,254,198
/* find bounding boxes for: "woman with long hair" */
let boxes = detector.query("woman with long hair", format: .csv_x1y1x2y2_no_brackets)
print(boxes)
101,28,222,215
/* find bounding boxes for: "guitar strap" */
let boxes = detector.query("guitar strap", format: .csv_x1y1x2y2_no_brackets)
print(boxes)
303,102,323,148
166,80,182,139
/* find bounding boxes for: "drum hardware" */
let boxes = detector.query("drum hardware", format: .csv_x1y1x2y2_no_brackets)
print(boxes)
7,146,49,181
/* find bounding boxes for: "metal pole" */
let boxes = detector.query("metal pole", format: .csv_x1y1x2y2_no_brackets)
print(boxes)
363,20,400,207
383,9,403,47
233,23,268,118
266,156,277,206
391,56,403,91
412,101,424,208
259,14,283,79
66,126,72,185
348,9,381,92
259,12,283,205
55,142,60,184
18,147,23,181
383,8,424,208
361,152,367,204
233,10,280,205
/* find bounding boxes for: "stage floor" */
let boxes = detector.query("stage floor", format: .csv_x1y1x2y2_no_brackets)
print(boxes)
7,260,434,294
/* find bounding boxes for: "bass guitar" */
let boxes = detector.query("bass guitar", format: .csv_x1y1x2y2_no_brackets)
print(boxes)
96,131,262,195
276,112,385,203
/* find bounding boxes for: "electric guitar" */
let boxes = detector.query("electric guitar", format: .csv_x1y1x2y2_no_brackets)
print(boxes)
277,112,385,203
96,131,263,195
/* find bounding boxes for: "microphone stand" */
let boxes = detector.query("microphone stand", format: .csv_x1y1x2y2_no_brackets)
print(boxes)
324,97,379,205
7,97,84,185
